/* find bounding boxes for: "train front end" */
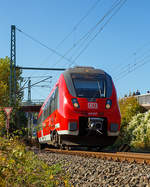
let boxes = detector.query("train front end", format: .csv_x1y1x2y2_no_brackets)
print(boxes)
57,67,121,147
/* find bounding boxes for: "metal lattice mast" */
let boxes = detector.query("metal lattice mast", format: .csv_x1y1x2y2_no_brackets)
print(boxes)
10,25,16,106
28,78,31,103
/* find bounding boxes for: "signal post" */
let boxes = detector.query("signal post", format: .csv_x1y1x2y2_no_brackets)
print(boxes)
3,107,13,138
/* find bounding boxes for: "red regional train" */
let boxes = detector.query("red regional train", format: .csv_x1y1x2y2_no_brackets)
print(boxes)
37,66,121,149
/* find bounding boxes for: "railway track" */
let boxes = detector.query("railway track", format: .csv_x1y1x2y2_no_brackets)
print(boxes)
44,148,150,165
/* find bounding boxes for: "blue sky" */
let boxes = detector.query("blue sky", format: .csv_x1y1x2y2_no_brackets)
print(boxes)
0,0,150,100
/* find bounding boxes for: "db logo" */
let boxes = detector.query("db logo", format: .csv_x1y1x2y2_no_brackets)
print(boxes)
88,103,98,109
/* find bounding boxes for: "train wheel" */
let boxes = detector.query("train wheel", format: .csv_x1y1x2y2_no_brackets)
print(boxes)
52,131,60,148
66,146,71,150
96,146,105,152
60,144,65,150
39,143,47,150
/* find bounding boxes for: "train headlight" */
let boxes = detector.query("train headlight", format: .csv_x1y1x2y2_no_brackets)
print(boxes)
106,99,112,109
72,98,80,108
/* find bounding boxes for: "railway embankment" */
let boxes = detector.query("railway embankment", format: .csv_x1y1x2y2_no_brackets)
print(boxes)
35,148,150,186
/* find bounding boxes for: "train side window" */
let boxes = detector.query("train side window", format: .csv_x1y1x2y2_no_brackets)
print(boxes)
47,99,49,117
44,109,47,120
49,97,52,115
42,111,45,122
54,87,57,110
47,98,50,117
55,86,59,110
37,116,41,126
51,92,55,114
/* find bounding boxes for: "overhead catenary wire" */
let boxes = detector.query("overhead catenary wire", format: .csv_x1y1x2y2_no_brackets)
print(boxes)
20,76,52,90
38,0,102,68
34,0,121,88
54,0,127,67
27,76,52,89
112,42,150,80
16,27,74,64
114,53,150,81
54,0,102,49
16,0,128,101
69,0,127,66
22,75,52,79
19,0,102,81
115,58,150,81
38,0,127,91
21,76,52,91
16,0,124,70
112,43,150,77
33,85,51,88
16,0,101,67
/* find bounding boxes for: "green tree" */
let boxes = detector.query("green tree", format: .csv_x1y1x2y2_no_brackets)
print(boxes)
119,96,146,125
0,57,25,134
0,56,23,106
0,57,10,106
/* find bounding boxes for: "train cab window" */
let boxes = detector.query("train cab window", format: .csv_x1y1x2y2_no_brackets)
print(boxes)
72,78,106,98
106,74,113,98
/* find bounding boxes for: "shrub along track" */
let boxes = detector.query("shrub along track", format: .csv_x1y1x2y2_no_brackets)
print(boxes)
44,148,150,165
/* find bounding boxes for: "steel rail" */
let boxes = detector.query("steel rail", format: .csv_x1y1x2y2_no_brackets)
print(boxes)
44,148,150,165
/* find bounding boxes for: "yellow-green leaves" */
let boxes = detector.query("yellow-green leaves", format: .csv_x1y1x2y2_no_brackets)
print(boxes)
113,96,147,148
119,96,146,125
127,111,150,149
0,137,70,186
0,57,24,134
0,57,10,106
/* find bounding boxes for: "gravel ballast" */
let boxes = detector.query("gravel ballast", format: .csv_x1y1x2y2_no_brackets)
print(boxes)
35,149,150,186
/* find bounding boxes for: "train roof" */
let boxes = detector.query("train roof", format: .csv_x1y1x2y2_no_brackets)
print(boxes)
63,66,105,75
62,66,111,98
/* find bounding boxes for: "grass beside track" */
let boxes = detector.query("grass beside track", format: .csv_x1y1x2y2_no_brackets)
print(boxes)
0,137,70,187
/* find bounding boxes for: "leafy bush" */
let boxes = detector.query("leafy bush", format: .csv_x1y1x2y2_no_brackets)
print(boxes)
0,137,69,186
127,110,150,149
0,111,5,136
111,97,147,149
115,97,146,145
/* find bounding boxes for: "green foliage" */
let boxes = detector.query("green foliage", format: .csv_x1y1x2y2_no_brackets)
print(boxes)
119,96,146,125
0,57,11,106
0,137,69,186
0,57,10,133
0,111,5,136
119,96,146,137
0,57,26,134
0,56,23,106
1,56,23,102
127,111,150,149
113,97,147,148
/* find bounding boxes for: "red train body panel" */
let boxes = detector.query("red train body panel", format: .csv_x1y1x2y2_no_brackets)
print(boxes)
37,67,121,147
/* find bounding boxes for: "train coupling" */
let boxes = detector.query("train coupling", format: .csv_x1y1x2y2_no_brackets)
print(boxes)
88,117,104,135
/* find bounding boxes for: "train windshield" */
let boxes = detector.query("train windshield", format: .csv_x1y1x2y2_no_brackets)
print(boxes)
72,78,106,98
